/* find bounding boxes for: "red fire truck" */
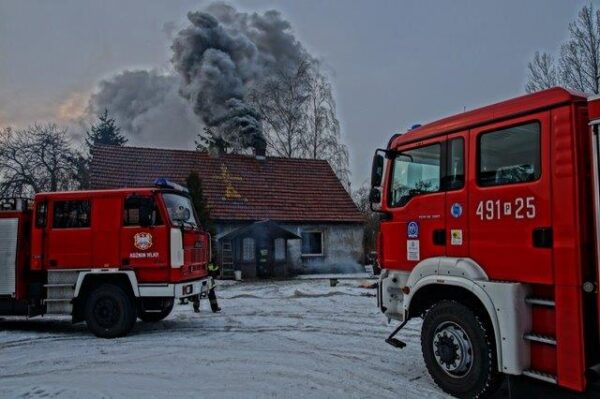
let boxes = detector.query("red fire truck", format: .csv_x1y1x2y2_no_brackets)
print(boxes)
0,179,213,338
371,87,600,397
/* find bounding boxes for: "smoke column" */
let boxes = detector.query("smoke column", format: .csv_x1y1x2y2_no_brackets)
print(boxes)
170,2,309,149
87,3,311,151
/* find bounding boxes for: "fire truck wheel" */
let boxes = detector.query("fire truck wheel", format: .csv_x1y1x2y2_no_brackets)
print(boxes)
421,300,501,399
84,284,136,338
138,299,174,322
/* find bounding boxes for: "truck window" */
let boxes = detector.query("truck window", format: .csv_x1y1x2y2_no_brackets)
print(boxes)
445,138,464,190
52,200,91,229
35,201,47,228
123,196,162,226
389,143,441,207
478,122,540,187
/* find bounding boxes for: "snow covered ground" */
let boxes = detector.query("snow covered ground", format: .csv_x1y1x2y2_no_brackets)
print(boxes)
0,279,504,398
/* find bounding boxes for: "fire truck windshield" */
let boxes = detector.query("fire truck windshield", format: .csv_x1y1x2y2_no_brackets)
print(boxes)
389,143,441,207
161,193,199,228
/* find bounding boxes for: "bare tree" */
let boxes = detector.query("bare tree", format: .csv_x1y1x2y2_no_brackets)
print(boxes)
0,124,78,196
526,52,558,93
302,64,350,189
250,60,311,158
526,4,600,94
250,58,351,189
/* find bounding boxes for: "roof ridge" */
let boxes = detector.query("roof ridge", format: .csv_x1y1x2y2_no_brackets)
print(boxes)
93,144,331,164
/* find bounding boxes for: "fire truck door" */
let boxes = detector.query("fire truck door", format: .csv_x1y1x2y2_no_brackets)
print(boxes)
121,197,169,270
445,133,469,257
381,136,446,267
46,200,93,268
468,113,552,284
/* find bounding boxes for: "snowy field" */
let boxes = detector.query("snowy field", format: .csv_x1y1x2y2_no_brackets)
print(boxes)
0,279,509,398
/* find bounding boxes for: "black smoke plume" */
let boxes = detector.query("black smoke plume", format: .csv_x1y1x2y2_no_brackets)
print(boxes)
170,3,309,150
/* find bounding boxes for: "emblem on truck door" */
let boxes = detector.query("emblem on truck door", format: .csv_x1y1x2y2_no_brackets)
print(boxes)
134,232,153,250
450,203,463,218
407,221,419,238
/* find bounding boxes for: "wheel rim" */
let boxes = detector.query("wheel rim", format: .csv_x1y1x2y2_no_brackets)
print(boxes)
432,321,473,378
93,296,121,328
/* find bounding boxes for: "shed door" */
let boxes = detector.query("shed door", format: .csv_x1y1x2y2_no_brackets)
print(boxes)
0,218,18,295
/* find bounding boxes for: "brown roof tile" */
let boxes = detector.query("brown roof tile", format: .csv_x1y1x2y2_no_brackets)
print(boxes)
90,145,363,223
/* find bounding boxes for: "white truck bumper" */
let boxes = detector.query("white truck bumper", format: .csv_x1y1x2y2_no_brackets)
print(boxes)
139,277,213,299
378,269,410,322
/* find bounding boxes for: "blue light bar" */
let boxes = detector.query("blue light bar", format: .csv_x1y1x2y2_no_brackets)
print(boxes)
154,178,189,193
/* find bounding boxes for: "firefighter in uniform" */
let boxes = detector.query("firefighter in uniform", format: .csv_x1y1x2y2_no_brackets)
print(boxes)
191,261,221,313
206,261,221,313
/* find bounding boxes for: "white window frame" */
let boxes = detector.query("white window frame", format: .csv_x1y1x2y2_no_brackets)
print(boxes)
242,237,255,261
301,231,324,257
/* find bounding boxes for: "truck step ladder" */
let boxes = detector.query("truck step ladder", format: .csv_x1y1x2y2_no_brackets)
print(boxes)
522,369,557,384
524,333,557,346
525,297,555,307
523,295,558,384
44,270,78,315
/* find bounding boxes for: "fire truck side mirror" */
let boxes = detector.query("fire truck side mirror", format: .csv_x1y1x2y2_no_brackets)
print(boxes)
371,153,385,188
369,187,382,204
369,187,381,207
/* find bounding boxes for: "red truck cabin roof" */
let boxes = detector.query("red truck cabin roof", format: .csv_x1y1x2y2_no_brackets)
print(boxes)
389,87,587,149
34,187,158,201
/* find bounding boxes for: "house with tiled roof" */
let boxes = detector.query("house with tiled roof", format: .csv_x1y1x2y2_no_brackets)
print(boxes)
90,145,364,278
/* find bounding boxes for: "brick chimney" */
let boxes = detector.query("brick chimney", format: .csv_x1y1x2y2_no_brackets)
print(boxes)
254,137,267,161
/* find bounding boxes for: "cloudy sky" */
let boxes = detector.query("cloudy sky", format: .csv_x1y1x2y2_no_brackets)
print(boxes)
0,0,591,187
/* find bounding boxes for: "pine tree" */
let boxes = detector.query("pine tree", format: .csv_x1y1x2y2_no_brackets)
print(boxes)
86,109,127,151
195,127,230,154
186,171,214,235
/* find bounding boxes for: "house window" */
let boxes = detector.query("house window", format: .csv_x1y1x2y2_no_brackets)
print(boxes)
274,238,286,261
53,200,91,229
301,231,323,256
242,238,255,261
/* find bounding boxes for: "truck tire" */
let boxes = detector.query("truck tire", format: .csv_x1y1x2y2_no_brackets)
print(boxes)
84,284,136,338
421,300,501,399
139,299,174,322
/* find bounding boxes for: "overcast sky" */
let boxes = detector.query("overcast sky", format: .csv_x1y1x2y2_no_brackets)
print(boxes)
0,0,592,188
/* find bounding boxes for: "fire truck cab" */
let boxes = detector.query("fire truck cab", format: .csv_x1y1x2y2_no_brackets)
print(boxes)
0,179,213,338
371,87,600,397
